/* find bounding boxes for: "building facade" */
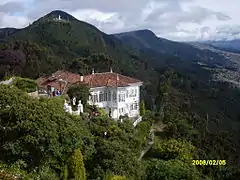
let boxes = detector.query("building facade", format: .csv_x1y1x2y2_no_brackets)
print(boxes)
37,70,143,119
88,82,142,119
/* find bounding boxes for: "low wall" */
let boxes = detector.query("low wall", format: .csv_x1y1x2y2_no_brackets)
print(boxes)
28,91,39,98
133,116,142,127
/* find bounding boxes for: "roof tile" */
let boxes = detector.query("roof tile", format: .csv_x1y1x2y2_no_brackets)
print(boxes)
37,70,142,93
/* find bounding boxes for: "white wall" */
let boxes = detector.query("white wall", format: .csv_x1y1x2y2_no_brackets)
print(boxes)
88,83,142,119
123,85,141,117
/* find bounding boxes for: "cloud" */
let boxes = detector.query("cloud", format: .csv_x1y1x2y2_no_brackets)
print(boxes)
0,1,25,13
0,0,238,41
0,12,29,28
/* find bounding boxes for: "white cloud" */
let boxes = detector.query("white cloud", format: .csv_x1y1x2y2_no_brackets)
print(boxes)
0,0,239,41
71,9,125,32
0,12,30,28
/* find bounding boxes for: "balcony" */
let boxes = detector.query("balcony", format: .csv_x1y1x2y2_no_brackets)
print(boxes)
88,100,118,108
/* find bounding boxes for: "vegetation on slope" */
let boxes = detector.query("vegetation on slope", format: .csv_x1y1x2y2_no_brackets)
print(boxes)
1,10,240,180
1,73,240,179
114,29,227,67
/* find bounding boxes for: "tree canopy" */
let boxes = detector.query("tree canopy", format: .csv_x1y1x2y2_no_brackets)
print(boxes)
0,84,94,177
67,84,90,106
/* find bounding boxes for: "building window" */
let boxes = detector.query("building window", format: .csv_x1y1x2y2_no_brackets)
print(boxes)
133,89,137,97
130,89,134,97
119,93,125,102
108,91,112,101
119,108,124,113
126,90,129,98
104,91,107,101
99,92,104,102
113,92,117,101
92,94,98,103
130,103,138,110
129,88,137,97
130,104,134,110
134,102,138,110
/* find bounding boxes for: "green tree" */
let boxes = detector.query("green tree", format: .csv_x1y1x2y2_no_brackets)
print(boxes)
68,58,89,75
86,116,144,180
155,70,176,113
140,100,146,116
110,175,127,180
151,139,195,162
0,84,94,174
0,162,31,180
12,76,37,92
67,84,90,106
104,171,127,180
31,166,59,180
134,120,152,149
145,159,202,180
67,149,86,180
155,79,169,113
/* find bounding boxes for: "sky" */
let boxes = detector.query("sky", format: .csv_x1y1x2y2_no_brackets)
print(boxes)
0,0,238,41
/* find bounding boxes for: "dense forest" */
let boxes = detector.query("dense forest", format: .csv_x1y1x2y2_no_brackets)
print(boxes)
1,10,240,180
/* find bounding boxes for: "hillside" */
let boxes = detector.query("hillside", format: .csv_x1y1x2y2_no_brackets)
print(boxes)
1,10,239,117
113,30,227,67
1,9,240,179
204,39,240,53
2,11,159,78
0,10,162,107
0,28,19,40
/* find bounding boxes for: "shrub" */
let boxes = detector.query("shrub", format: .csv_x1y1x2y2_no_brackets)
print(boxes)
12,77,37,93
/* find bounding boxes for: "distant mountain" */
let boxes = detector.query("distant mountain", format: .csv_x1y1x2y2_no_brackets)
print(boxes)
0,28,19,40
0,10,160,99
113,30,227,67
1,10,231,77
196,39,240,53
9,10,122,53
0,10,235,101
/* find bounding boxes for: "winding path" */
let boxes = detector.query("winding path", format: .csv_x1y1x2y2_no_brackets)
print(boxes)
138,121,166,161
138,128,155,160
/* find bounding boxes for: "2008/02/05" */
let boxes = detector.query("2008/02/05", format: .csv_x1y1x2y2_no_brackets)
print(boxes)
192,160,226,166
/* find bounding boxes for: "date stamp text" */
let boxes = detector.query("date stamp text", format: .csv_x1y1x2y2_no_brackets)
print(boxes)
192,160,226,166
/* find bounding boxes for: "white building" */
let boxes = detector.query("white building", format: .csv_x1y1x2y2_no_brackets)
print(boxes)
85,70,143,119
37,69,143,119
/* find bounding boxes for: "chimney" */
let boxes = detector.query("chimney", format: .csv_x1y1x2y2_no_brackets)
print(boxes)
80,75,84,82
92,69,95,75
110,67,113,73
117,74,119,81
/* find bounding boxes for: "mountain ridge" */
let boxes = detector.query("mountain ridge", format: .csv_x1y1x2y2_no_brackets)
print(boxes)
0,28,20,40
0,10,236,69
113,29,228,68
0,10,233,84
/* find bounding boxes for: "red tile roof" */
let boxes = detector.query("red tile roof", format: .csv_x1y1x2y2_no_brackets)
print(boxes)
37,70,81,93
37,70,143,93
77,72,142,88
